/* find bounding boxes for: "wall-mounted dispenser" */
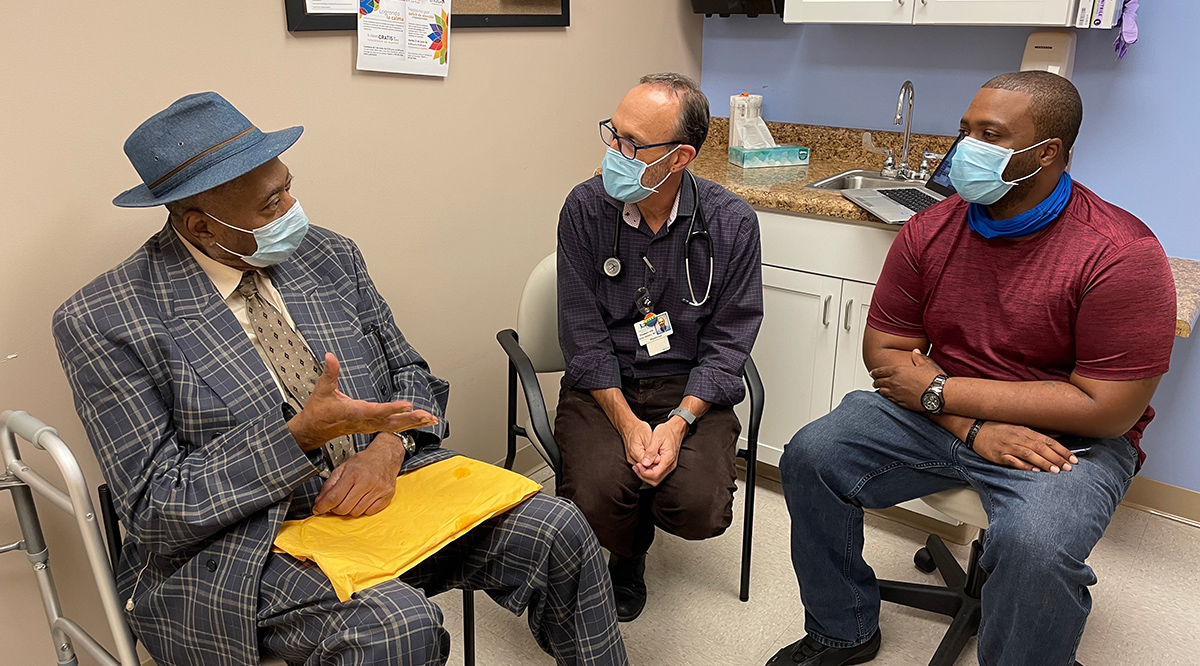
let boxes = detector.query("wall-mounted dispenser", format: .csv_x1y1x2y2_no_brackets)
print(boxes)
1020,29,1077,80
691,0,784,18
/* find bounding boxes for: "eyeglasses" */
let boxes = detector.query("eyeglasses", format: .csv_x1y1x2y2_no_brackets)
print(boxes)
599,119,682,161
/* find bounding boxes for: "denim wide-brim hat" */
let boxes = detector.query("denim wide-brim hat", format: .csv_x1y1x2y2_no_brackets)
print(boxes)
113,92,303,208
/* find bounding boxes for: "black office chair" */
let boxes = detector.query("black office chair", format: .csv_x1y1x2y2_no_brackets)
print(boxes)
496,253,765,602
877,487,989,666
97,484,479,666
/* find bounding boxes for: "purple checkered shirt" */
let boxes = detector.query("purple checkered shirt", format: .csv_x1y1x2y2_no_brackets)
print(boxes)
556,174,763,406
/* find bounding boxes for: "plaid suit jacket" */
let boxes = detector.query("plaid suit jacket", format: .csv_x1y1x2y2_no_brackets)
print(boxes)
52,223,453,666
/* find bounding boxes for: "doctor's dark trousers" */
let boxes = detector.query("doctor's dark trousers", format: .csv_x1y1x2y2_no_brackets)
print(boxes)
554,374,742,558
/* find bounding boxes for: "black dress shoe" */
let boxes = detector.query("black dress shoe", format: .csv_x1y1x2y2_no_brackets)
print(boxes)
766,630,881,666
608,552,647,622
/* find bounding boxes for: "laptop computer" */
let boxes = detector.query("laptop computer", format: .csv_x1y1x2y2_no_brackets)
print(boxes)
842,133,962,225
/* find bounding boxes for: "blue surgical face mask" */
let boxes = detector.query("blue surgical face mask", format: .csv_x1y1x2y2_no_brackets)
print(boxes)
602,144,681,203
208,199,309,267
949,136,1053,206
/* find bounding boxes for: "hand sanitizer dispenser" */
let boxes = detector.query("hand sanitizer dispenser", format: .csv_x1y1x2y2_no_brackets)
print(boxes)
1020,30,1077,80
1019,30,1077,170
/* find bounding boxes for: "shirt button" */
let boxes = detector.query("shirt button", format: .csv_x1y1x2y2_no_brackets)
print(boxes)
206,558,218,572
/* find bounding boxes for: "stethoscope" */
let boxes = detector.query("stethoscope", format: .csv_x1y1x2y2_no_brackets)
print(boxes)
602,170,714,307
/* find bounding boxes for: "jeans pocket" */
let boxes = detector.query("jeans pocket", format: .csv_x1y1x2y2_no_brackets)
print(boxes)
1118,436,1139,487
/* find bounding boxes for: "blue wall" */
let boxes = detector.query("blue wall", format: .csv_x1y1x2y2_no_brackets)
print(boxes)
702,7,1200,491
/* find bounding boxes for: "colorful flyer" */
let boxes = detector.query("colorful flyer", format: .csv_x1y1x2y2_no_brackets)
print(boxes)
357,0,450,77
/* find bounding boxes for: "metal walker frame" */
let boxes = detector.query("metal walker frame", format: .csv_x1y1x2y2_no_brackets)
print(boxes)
1,410,140,666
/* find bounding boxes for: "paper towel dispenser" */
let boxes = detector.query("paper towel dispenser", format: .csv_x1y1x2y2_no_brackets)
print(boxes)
692,0,783,17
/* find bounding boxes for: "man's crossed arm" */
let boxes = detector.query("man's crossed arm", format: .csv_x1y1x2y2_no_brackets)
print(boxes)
863,326,1160,473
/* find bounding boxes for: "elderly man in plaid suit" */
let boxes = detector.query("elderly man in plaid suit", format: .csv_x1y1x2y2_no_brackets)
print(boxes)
52,92,628,666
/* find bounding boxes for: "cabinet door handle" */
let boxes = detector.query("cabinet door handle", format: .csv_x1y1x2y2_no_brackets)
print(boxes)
898,0,904,5
822,295,832,327
844,299,854,331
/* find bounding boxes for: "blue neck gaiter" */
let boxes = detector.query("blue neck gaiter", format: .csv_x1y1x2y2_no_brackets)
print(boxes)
966,172,1072,239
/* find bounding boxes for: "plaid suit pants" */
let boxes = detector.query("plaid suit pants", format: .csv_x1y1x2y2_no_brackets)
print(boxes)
257,492,628,666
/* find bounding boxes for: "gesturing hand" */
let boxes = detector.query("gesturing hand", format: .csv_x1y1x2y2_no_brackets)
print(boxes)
971,422,1078,474
313,433,404,516
289,353,439,452
635,420,685,486
871,349,945,411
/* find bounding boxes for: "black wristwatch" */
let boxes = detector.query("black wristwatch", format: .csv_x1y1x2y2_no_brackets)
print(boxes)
921,374,949,414
964,419,987,450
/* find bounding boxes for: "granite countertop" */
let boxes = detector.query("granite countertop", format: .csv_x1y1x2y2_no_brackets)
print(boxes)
689,118,957,225
1169,258,1200,338
692,117,1199,338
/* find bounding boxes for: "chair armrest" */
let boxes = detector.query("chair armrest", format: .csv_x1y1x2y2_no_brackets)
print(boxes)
495,330,562,473
97,484,123,571
741,356,764,453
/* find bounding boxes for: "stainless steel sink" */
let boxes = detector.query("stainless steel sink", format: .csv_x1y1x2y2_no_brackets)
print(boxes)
806,169,925,192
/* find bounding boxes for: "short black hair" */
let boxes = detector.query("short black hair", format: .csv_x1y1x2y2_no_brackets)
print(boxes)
639,72,710,152
164,194,203,225
982,71,1083,155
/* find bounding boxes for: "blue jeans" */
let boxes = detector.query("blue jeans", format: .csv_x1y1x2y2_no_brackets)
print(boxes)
780,391,1139,666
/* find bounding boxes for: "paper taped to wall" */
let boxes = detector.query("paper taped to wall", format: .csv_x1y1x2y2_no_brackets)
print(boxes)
357,0,451,77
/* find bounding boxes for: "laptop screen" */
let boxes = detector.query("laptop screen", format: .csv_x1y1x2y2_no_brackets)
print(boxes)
925,133,963,198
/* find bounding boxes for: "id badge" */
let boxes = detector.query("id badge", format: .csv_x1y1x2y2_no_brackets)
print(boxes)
634,312,673,356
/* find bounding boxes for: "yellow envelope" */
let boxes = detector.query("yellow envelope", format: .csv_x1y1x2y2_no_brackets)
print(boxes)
273,456,542,601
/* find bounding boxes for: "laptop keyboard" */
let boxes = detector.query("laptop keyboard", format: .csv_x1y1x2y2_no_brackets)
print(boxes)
880,188,939,213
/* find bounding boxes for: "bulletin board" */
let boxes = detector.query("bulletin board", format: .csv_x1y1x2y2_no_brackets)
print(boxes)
286,0,570,31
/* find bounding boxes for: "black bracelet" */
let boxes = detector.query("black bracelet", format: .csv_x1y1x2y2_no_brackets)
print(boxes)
965,419,987,450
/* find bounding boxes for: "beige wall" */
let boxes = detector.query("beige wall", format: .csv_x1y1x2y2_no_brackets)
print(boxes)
0,2,702,662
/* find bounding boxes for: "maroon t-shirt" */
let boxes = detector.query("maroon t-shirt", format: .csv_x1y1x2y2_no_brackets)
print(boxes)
867,183,1176,464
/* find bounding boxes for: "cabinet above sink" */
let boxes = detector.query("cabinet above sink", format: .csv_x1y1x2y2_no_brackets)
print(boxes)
783,0,1078,27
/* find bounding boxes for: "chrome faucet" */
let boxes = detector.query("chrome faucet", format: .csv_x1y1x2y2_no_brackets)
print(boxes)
894,81,916,179
916,150,946,180
862,132,897,178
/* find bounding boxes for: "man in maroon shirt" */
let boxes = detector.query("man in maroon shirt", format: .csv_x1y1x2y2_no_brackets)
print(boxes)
767,72,1176,666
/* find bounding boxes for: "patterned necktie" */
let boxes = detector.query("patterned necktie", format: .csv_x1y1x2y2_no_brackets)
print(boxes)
237,271,354,470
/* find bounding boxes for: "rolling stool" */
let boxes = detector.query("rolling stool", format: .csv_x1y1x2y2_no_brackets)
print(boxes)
877,487,1085,666
877,487,989,666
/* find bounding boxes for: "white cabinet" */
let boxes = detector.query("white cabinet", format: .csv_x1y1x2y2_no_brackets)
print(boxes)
783,0,913,24
914,0,1076,25
783,0,1075,25
739,210,898,466
740,268,876,466
831,280,876,411
743,267,843,459
746,210,962,529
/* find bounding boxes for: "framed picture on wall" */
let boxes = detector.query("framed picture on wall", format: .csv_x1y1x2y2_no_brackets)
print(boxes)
285,0,570,31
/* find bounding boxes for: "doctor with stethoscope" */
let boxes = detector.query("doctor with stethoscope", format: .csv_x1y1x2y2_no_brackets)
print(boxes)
552,73,764,625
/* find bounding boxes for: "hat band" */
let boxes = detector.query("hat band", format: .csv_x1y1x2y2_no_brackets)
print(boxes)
147,126,256,191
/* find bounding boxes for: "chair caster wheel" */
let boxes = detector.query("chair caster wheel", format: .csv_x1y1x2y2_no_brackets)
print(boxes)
914,547,936,573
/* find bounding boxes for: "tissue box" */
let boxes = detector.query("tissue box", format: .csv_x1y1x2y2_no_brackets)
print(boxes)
728,144,810,168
